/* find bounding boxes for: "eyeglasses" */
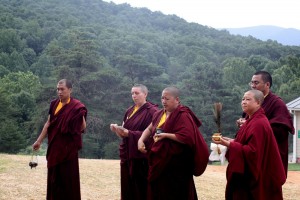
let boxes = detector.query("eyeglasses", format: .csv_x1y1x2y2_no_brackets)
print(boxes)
248,81,260,86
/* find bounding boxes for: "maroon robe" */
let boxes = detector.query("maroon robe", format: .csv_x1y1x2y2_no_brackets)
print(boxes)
46,98,87,200
262,91,294,176
147,105,209,200
120,102,158,200
226,108,286,200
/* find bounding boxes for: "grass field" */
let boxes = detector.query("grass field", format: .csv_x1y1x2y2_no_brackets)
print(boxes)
288,163,300,171
0,154,299,200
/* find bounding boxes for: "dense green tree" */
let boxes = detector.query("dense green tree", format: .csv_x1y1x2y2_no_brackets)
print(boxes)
0,119,26,153
103,141,119,159
0,71,41,96
114,55,163,84
0,65,10,77
0,87,27,153
0,29,24,53
0,71,41,152
1,0,300,157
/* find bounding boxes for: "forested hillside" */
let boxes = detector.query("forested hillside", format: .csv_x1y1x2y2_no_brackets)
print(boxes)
1,0,300,158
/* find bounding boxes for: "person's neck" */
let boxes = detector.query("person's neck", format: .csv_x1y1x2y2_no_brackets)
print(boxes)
248,107,260,118
165,105,179,117
136,101,146,108
60,97,70,104
263,89,270,97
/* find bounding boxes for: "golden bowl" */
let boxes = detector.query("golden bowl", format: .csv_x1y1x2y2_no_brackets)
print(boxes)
212,133,222,141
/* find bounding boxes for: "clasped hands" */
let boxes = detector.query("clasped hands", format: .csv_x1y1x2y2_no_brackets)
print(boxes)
236,118,246,128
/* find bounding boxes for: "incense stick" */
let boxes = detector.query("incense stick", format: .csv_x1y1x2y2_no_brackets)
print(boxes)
213,102,222,133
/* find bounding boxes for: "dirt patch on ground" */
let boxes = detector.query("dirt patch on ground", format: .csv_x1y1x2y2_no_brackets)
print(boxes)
0,154,299,200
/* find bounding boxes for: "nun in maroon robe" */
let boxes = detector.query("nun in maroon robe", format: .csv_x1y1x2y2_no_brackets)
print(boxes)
119,102,158,200
139,86,209,200
110,84,158,200
238,71,295,176
217,90,286,200
46,97,87,200
146,105,208,200
226,108,285,200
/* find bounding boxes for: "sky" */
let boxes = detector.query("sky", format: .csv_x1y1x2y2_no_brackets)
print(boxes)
103,0,300,30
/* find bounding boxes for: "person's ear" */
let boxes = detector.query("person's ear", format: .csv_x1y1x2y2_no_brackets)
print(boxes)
257,100,261,106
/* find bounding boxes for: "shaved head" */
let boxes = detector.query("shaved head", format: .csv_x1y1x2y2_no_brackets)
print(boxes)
163,86,180,98
58,79,72,89
133,84,148,95
247,89,264,105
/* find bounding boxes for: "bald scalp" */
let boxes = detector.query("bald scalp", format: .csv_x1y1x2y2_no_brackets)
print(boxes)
163,86,180,98
248,89,264,105
58,79,72,89
133,84,148,95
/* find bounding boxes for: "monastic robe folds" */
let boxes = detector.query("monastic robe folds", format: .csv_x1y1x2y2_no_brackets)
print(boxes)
147,105,209,200
120,102,158,200
226,108,285,200
46,98,87,200
262,91,294,176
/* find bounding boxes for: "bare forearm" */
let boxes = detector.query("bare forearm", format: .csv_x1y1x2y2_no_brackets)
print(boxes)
33,116,50,150
36,116,50,143
81,116,86,131
138,123,153,153
140,124,153,142
37,123,49,142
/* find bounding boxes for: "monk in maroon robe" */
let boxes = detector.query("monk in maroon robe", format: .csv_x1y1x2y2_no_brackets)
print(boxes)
33,79,87,200
138,86,209,200
237,71,294,176
216,90,286,200
110,84,158,200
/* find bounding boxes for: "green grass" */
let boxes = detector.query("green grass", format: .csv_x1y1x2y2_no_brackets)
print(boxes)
209,162,300,171
288,163,300,171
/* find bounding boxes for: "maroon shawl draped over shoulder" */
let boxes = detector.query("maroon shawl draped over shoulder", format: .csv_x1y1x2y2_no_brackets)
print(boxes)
263,91,294,134
46,98,87,168
120,102,158,162
243,91,294,176
148,105,209,181
262,91,294,176
226,108,285,200
119,102,158,200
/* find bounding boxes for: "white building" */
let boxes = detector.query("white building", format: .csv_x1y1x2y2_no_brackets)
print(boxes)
286,97,300,163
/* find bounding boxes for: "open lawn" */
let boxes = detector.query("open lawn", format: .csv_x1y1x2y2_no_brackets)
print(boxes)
0,154,299,200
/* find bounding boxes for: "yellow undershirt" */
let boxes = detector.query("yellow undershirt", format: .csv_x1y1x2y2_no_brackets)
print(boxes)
128,106,139,119
54,98,71,115
157,112,166,128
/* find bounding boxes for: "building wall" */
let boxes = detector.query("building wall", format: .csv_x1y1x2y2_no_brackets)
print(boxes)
296,112,300,163
294,111,300,163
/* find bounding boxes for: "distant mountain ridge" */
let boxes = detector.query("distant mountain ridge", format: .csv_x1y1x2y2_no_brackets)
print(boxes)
225,26,300,46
